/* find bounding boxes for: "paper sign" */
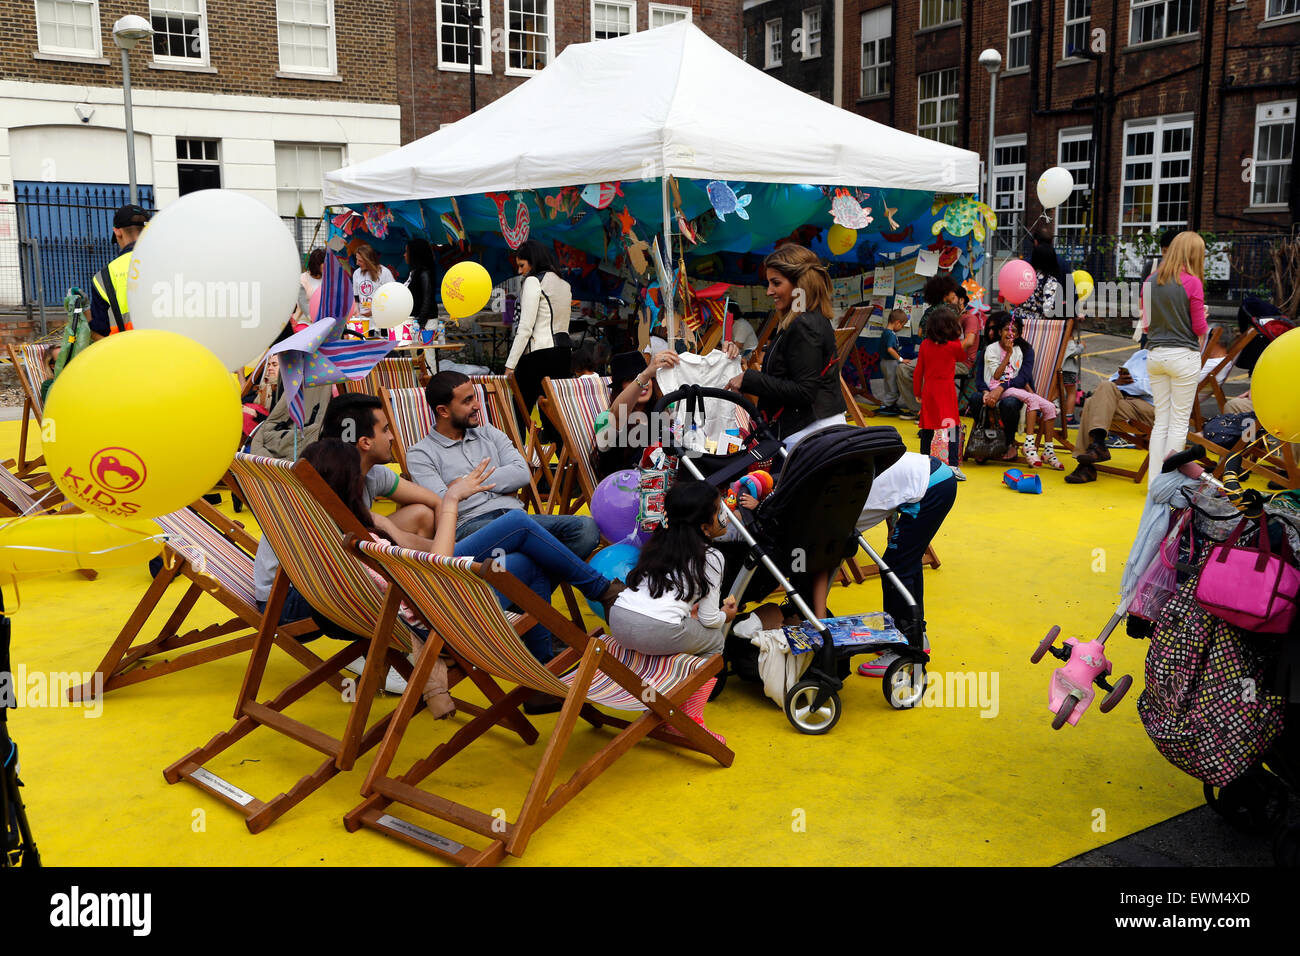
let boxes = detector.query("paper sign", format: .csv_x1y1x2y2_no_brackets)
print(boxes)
916,249,940,277
873,265,895,298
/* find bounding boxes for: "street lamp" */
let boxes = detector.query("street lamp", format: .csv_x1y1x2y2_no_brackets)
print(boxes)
978,48,1001,294
112,14,154,206
459,0,482,114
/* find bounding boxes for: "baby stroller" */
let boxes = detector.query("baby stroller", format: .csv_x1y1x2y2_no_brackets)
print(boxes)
1236,297,1295,374
654,385,930,734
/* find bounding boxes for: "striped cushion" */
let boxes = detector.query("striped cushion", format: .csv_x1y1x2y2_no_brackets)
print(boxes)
385,387,433,458
229,454,421,648
543,375,610,495
469,374,541,467
154,508,259,611
14,344,52,414
349,357,420,395
357,541,710,710
1019,318,1069,399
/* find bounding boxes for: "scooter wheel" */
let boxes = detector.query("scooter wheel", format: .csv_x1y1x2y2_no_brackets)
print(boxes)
1099,673,1133,713
784,680,841,735
1052,693,1077,730
883,658,927,710
1031,626,1061,664
1205,768,1289,835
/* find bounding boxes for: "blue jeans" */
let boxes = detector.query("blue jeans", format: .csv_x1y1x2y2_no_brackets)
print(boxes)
882,462,957,633
457,509,600,560
455,511,608,661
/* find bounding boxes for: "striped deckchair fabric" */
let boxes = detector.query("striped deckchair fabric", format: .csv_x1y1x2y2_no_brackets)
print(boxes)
343,356,421,396
379,386,432,478
540,374,610,513
468,374,537,462
0,465,54,515
344,538,731,865
72,498,322,701
6,343,53,476
1018,317,1074,446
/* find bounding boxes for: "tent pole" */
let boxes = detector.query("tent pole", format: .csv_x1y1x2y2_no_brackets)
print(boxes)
662,173,675,349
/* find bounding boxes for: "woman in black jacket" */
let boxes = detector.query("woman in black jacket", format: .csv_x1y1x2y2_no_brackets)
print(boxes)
405,238,439,327
727,243,845,446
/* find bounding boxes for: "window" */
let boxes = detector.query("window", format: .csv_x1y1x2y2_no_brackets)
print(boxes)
648,3,691,28
506,0,551,74
1251,101,1295,207
1063,0,1091,57
919,0,959,28
991,136,1026,255
1007,0,1031,70
800,7,822,59
1056,127,1094,240
437,0,491,71
765,19,782,68
1129,0,1197,46
860,7,892,98
151,0,207,64
34,0,102,57
176,138,220,195
275,143,343,218
1266,0,1299,19
591,0,634,40
917,68,959,145
276,0,336,74
1120,115,1193,235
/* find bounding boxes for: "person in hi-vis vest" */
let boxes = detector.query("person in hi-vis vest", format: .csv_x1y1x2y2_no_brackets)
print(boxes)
89,204,151,339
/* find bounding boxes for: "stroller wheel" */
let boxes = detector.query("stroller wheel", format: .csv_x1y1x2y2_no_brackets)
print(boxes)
1052,694,1077,730
784,680,841,735
1098,674,1133,713
1274,824,1300,868
1204,768,1289,835
1031,626,1060,664
883,658,927,710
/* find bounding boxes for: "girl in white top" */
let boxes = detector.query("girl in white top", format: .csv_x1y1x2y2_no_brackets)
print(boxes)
352,243,397,319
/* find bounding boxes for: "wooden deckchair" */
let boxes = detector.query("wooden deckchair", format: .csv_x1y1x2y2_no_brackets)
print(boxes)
164,454,531,833
488,369,557,487
0,465,95,581
343,538,731,865
379,386,433,480
1190,327,1251,430
6,343,53,477
342,356,422,396
468,373,548,510
538,374,609,516
1017,317,1074,448
67,497,325,701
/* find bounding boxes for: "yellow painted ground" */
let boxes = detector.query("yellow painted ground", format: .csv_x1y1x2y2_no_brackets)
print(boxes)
5,416,1223,866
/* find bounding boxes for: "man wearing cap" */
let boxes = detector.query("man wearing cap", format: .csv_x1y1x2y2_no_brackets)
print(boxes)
89,204,150,339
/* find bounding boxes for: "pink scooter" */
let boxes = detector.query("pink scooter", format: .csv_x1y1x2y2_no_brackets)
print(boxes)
1030,610,1133,729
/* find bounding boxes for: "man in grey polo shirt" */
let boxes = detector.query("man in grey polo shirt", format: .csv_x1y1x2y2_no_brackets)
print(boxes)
407,371,600,560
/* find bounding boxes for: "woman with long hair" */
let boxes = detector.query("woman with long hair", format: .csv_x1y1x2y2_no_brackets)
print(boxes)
352,243,396,319
1142,230,1209,487
726,243,845,447
507,239,574,444
404,238,439,326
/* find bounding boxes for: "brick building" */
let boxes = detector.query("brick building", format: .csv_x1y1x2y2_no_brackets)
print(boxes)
396,0,742,142
837,0,1299,254
740,0,836,101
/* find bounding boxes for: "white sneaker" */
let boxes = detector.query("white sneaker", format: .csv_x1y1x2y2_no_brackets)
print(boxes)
345,655,408,695
950,466,967,481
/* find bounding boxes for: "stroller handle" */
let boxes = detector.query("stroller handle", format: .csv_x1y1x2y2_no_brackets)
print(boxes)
653,385,762,423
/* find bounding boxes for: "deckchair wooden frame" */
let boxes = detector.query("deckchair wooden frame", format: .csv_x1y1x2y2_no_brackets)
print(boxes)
1190,328,1253,431
538,374,608,517
341,355,423,396
1015,317,1075,451
1188,430,1300,491
342,537,731,866
467,374,548,512
6,343,53,477
0,465,95,581
164,456,534,833
67,496,325,701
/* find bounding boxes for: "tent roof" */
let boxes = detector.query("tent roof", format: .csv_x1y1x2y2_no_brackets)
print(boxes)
323,22,980,205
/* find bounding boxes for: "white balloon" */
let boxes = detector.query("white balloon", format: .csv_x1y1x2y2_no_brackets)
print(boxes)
125,189,302,371
1036,166,1075,209
370,282,413,329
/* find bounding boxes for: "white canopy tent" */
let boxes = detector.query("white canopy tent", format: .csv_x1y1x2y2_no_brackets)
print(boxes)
322,21,980,206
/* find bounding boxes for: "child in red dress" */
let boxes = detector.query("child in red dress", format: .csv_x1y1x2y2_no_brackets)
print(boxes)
913,305,967,480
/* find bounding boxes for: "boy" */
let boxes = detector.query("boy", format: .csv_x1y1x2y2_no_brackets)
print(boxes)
874,309,908,415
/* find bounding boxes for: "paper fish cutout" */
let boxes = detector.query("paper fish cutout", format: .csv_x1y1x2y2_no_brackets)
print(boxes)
331,210,364,236
676,210,699,245
545,187,581,219
580,182,624,209
486,192,530,249
830,188,873,229
962,277,987,307
706,181,752,221
932,197,997,242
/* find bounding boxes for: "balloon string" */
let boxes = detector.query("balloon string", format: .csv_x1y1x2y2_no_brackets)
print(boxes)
0,535,168,558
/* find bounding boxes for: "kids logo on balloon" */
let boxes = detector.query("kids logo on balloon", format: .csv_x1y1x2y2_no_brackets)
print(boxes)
59,446,149,517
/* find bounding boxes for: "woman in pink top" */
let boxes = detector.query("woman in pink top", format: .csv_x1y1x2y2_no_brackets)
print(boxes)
1142,231,1209,490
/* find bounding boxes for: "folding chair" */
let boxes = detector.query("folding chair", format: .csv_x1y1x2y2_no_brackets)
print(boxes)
468,373,547,511
538,374,609,516
342,356,421,396
1190,327,1249,430
67,496,325,701
1189,430,1300,491
6,343,53,477
343,537,732,865
0,465,95,581
379,386,433,480
1092,418,1153,484
164,454,530,832
1016,317,1075,449
478,370,557,489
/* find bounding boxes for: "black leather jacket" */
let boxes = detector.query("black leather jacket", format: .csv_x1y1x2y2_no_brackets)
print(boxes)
740,309,844,439
408,265,439,322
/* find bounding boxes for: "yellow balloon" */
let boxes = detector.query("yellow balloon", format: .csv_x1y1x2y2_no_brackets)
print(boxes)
441,261,492,319
42,330,243,520
0,514,161,579
827,224,857,256
1251,326,1300,443
1072,269,1094,302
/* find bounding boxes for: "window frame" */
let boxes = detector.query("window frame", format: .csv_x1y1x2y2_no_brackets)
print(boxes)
1119,113,1194,235
859,6,892,99
1062,0,1091,59
991,134,1027,253
34,0,104,59
647,2,691,28
275,0,338,76
918,0,960,30
1127,0,1198,47
801,7,822,60
150,0,210,67
274,142,345,219
1249,99,1295,209
435,0,492,74
1056,126,1094,240
1265,0,1299,20
590,0,635,41
765,18,782,69
1006,0,1031,71
175,137,222,195
917,67,959,145
504,0,554,77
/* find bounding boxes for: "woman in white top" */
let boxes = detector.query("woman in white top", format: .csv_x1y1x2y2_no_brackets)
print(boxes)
352,243,397,320
508,239,574,442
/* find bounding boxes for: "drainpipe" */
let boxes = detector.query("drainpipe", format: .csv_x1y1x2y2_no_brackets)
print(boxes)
962,0,973,149
1191,0,1214,229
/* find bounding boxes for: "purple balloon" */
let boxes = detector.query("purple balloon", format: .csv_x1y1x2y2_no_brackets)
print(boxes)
590,469,642,543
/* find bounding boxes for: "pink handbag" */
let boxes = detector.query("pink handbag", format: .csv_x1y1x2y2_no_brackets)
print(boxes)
1194,518,1300,634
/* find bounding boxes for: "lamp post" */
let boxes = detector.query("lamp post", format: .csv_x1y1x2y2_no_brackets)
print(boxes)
462,0,482,114
113,15,154,207
978,48,1001,295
